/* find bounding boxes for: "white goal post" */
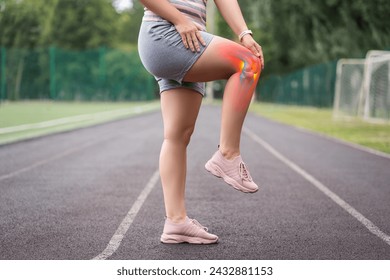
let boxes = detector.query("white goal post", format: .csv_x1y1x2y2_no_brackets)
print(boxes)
333,50,390,122
333,59,365,119
362,51,390,122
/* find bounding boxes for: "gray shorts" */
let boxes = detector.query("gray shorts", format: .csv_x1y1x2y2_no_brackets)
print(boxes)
138,21,214,96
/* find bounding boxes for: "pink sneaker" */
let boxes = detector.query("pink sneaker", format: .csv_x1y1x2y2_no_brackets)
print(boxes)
205,150,259,193
160,217,218,244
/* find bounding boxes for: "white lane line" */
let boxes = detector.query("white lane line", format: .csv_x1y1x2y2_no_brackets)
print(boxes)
0,103,159,135
0,137,113,182
92,169,160,260
243,127,390,247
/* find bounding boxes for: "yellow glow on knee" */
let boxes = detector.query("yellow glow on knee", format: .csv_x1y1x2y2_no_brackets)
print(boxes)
250,59,260,80
239,59,260,80
239,60,245,71
253,72,258,80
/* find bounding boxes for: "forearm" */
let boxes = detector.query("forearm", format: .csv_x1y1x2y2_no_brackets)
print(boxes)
214,0,249,37
139,0,187,25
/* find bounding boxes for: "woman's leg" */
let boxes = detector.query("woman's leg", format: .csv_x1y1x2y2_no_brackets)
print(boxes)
183,36,261,193
159,88,202,223
184,36,261,160
159,87,219,244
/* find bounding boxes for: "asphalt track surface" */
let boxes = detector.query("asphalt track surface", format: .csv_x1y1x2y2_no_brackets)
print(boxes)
1,104,390,260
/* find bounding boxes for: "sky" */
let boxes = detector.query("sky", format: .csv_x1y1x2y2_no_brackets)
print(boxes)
112,0,133,12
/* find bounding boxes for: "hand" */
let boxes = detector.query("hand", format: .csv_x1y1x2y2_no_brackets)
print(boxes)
174,19,206,52
241,35,264,69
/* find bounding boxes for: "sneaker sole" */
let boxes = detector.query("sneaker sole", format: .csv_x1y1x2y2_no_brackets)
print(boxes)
205,160,258,193
161,233,218,244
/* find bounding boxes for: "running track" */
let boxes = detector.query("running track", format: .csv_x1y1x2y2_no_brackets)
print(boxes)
1,105,390,260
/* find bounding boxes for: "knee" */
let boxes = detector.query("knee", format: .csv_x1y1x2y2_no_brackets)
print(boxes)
164,124,195,146
239,56,261,81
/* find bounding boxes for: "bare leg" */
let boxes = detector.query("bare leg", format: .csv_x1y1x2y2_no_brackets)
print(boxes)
184,36,261,159
159,88,203,223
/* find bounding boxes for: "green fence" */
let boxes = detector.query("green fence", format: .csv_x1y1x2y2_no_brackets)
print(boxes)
0,46,338,106
258,61,338,107
0,46,157,101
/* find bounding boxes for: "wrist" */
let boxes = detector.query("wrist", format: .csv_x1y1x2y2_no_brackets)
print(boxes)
169,9,189,26
239,29,253,42
173,16,187,25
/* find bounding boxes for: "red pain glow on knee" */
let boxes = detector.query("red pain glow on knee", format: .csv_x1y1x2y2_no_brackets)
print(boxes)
218,46,260,81
218,45,262,111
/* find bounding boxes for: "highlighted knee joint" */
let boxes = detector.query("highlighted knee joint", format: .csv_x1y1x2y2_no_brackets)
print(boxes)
239,59,260,81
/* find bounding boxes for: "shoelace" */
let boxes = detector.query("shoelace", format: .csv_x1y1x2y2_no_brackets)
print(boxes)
239,162,253,181
191,219,209,232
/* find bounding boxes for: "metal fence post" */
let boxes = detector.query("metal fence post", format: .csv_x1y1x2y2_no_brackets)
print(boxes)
49,46,56,100
99,46,106,86
98,47,107,99
1,47,6,101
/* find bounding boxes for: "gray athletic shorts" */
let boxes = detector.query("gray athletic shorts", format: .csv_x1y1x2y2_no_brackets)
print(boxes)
138,21,214,96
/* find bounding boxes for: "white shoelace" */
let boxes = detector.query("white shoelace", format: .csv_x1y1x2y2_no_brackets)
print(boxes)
191,219,209,232
239,162,253,181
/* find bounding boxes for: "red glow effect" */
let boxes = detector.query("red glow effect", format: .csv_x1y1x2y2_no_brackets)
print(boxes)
219,45,262,111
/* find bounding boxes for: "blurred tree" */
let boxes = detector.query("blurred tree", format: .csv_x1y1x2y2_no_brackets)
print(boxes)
1,0,389,75
216,0,390,76
49,0,119,49
116,0,144,47
266,0,390,74
0,0,45,100
0,0,121,49
0,0,42,48
37,0,60,47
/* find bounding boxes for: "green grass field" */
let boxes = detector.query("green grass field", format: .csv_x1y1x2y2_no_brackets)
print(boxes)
249,102,390,154
0,101,158,127
0,101,159,145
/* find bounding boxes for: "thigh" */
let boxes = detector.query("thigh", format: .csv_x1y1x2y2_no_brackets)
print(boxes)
160,88,203,139
139,21,213,83
183,36,260,82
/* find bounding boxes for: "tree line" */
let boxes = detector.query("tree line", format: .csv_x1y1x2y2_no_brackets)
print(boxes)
0,0,153,101
0,0,133,50
1,0,389,76
221,0,390,75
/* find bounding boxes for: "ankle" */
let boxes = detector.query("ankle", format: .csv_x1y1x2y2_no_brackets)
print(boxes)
219,146,240,160
166,215,187,224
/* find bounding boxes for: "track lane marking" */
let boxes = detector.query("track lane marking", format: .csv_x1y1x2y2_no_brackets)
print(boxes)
92,169,160,260
243,127,390,247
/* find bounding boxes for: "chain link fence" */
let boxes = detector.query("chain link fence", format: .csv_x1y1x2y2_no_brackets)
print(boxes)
258,61,338,107
0,47,157,102
1,47,339,107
